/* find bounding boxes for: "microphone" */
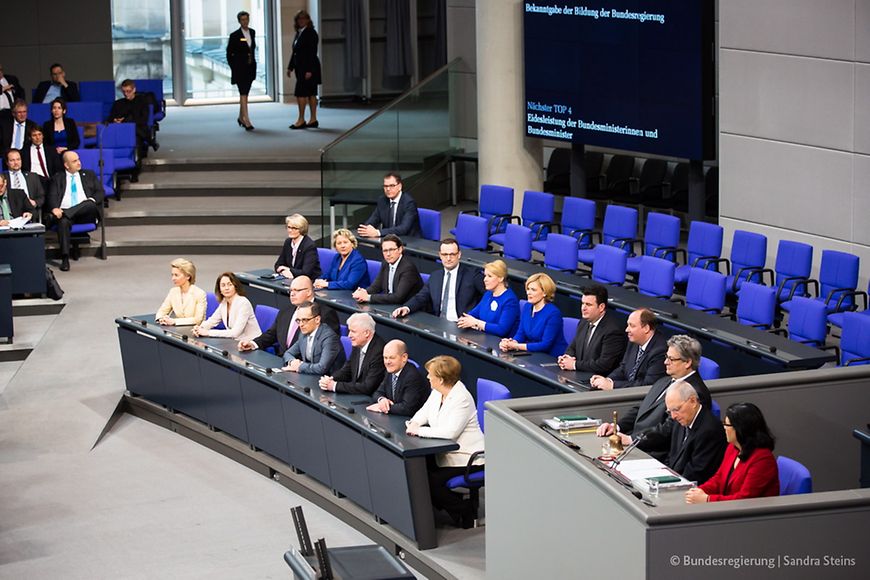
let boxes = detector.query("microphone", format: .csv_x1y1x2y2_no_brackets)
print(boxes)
612,433,646,467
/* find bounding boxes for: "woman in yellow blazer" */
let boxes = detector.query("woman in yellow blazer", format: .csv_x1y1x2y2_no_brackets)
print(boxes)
156,258,207,326
406,355,484,528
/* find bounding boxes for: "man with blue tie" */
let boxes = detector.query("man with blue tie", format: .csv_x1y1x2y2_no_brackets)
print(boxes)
357,172,421,239
0,100,38,154
366,340,428,417
391,237,484,321
281,301,346,375
589,308,668,390
47,151,104,271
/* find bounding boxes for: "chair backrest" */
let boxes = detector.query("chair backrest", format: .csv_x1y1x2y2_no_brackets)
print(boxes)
503,223,532,261
605,155,635,187
601,205,638,248
134,79,165,109
475,378,512,432
454,213,489,250
787,296,829,346
479,184,514,233
840,312,870,366
420,272,430,285
584,151,604,189
591,244,628,286
710,399,721,420
316,247,337,274
729,230,767,279
417,208,441,241
698,356,720,380
366,260,381,287
545,149,570,193
520,190,555,237
560,197,596,247
643,212,681,259
544,233,578,272
686,268,726,313
28,103,51,125
735,282,776,329
66,101,104,124
686,221,724,270
637,256,676,299
638,158,668,190
819,250,860,311
340,335,352,360
75,149,103,174
777,456,812,495
79,80,117,103
562,317,580,346
99,122,137,149
670,162,689,198
774,240,813,291
254,304,279,333
206,292,219,318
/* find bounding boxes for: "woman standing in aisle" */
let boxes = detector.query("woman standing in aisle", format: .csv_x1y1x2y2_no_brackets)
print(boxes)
226,11,257,130
287,10,321,129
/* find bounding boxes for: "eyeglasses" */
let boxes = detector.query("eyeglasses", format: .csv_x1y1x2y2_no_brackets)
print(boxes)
666,401,688,415
383,183,400,189
382,246,400,254
289,288,307,294
722,422,733,428
664,355,686,363
295,316,317,324
286,225,300,230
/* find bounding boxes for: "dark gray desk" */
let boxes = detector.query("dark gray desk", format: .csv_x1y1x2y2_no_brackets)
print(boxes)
0,264,12,342
234,270,592,398
356,236,835,376
0,225,46,295
116,315,457,550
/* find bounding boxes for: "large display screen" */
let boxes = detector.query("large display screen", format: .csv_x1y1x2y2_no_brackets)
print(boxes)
524,0,715,159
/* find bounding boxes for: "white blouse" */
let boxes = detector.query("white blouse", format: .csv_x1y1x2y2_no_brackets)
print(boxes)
410,381,485,467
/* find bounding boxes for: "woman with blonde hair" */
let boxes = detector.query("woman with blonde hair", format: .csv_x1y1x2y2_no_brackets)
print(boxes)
275,213,320,279
156,258,207,326
457,259,519,337
499,272,567,356
314,228,370,290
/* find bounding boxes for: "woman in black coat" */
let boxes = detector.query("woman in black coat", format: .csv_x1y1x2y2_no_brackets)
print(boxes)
226,11,257,130
42,98,80,153
287,10,322,129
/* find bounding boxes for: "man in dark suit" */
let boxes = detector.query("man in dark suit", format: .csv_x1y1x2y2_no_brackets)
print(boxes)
281,301,346,375
47,151,104,271
366,340,428,417
558,284,627,375
109,79,158,157
391,237,484,321
638,381,726,483
0,100,38,152
319,313,386,395
274,213,321,280
22,127,63,184
0,65,25,113
3,149,44,217
589,308,668,390
0,174,34,223
238,275,339,357
33,64,81,103
357,172,421,239
597,335,713,461
352,234,424,305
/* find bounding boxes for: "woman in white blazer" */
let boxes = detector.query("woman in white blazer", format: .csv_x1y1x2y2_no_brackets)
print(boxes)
193,272,261,342
406,355,484,528
156,258,207,326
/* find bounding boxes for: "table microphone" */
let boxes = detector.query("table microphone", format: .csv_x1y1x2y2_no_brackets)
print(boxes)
612,433,646,467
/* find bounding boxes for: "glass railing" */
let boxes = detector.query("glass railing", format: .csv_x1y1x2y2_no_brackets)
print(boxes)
320,59,470,240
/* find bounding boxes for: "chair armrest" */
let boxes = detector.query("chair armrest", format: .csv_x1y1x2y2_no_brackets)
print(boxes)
489,213,518,234
833,289,868,313
652,245,680,261
770,328,788,337
786,278,818,301
775,275,811,300
691,254,720,270
568,228,594,248
824,286,858,310
528,220,550,239
464,451,485,482
707,257,730,275
732,266,765,293
670,297,686,305
610,237,635,253
758,267,775,287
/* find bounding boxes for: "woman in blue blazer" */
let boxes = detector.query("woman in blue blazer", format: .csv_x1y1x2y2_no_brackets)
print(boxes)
499,272,567,356
314,228,370,290
458,259,519,337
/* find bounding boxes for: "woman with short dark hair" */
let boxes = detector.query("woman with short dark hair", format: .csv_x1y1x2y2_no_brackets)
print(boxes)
287,10,322,129
193,272,261,341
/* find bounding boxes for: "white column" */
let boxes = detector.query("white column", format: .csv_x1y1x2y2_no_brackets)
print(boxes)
475,0,543,208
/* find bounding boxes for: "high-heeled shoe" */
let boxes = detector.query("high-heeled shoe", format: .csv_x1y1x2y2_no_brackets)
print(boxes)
306,120,319,128
237,117,244,127
245,123,255,131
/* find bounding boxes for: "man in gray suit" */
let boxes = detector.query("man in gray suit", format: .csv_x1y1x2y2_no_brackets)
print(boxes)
281,301,346,375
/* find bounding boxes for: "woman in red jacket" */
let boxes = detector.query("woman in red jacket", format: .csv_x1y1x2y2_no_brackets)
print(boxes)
685,402,779,503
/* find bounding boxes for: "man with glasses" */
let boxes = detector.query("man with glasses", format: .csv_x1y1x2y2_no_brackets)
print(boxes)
356,172,421,239
281,301,346,374
352,234,423,305
596,334,712,461
639,380,726,483
33,63,81,103
391,237,484,321
238,275,339,356
0,100,37,153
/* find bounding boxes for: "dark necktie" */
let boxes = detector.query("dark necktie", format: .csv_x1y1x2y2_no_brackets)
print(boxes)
628,346,645,381
356,349,366,380
36,147,48,176
389,201,397,228
440,271,452,317
391,373,398,399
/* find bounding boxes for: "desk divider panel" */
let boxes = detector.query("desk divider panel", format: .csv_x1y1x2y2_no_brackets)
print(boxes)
324,420,374,511
239,375,291,464
118,327,164,400
199,357,249,442
282,394,332,486
157,341,210,424
363,438,424,543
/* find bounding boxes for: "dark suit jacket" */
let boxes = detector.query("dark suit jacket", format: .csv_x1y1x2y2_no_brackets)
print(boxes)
226,28,257,84
283,324,346,375
564,311,627,375
288,27,321,83
2,171,44,209
21,144,63,181
405,263,484,318
0,188,32,219
363,192,421,238
42,117,80,150
274,235,321,279
332,333,387,395
0,75,25,106
253,302,340,357
47,169,105,210
366,256,424,305
643,405,726,484
607,331,668,389
33,80,80,103
372,363,429,416
0,118,38,153
620,372,712,437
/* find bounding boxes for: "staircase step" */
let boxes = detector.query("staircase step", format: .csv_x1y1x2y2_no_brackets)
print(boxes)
142,157,321,173
118,170,321,198
105,196,323,226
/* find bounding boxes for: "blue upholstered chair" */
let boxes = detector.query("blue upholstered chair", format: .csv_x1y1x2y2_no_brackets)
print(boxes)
543,233,579,272
454,213,489,251
673,221,724,285
316,248,338,274
590,243,627,286
340,336,352,360
531,196,596,255
626,212,681,275
28,103,51,125
698,356,720,381
763,240,814,303
489,190,554,248
99,122,138,174
417,208,442,241
255,304,279,333
79,81,117,117
735,282,777,330
827,280,869,331
682,268,726,314
777,456,813,495
444,378,512,527
782,250,860,317
714,230,767,296
502,224,533,262
636,256,676,300
455,184,514,235
780,296,829,348
563,317,581,346
577,205,637,266
133,79,167,123
840,312,870,366
366,260,381,287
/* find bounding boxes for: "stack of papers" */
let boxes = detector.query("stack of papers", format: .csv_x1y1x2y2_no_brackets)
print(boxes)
543,415,601,430
615,459,694,490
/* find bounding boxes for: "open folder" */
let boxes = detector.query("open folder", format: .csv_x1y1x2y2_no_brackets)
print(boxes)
615,458,694,490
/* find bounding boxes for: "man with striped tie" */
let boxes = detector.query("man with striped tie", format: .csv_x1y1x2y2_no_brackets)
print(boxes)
589,308,668,390
47,151,103,271
366,340,428,417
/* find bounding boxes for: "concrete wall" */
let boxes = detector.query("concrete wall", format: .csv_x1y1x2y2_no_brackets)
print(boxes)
1,0,114,96
719,0,870,289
